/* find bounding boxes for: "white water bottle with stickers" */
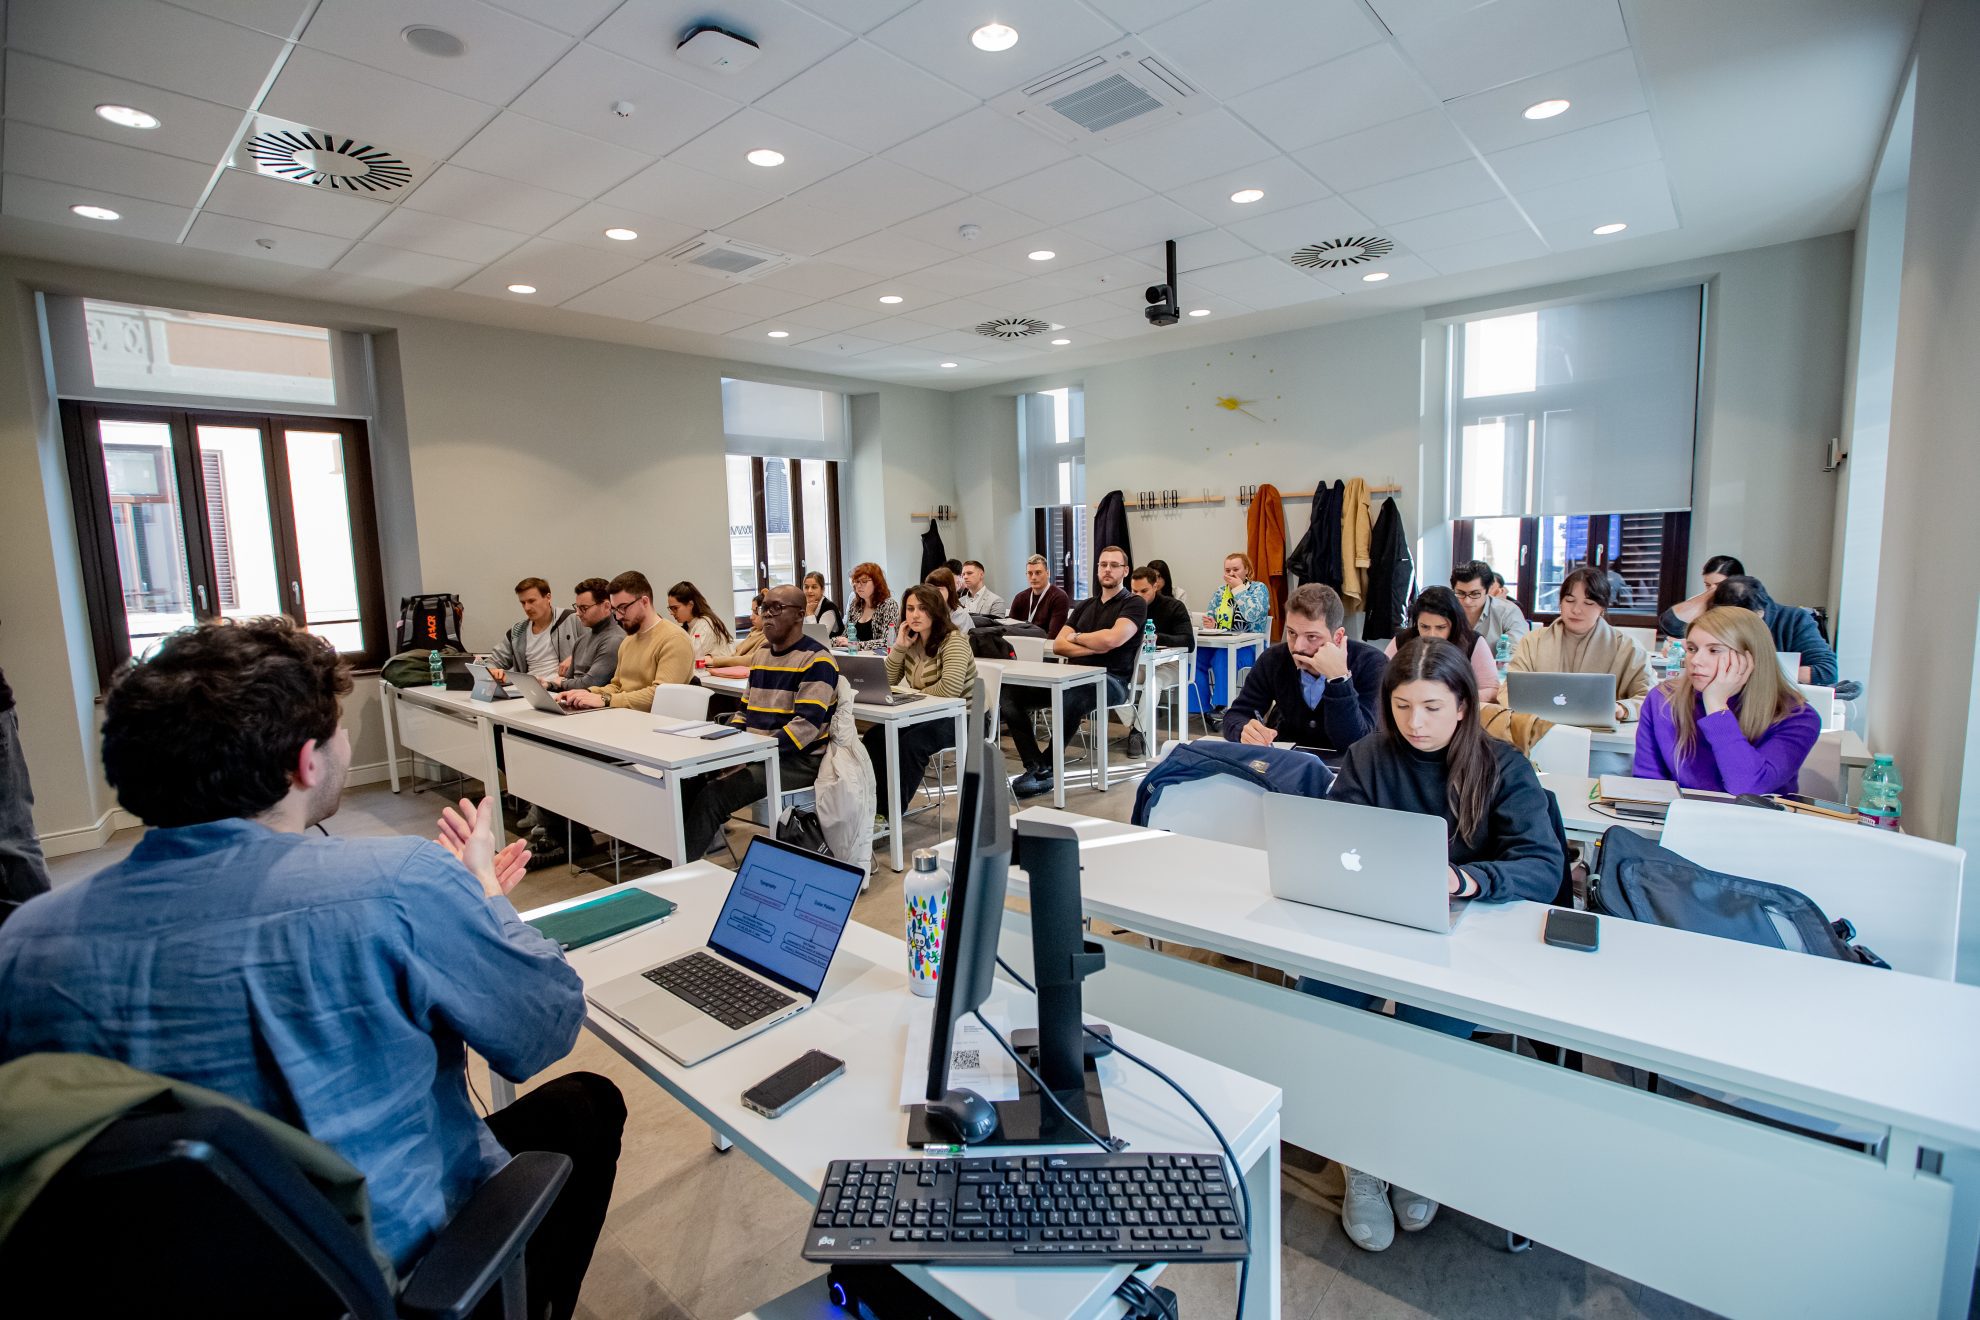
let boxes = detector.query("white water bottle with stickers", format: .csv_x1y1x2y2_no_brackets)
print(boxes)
904,848,950,997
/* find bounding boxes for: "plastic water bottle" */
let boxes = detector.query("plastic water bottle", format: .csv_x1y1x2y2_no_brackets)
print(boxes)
1142,618,1158,657
1664,637,1684,669
904,849,951,997
1858,754,1903,829
428,648,444,688
1494,631,1512,664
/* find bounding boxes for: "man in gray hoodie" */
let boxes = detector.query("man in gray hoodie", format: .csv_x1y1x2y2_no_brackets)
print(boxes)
485,577,576,686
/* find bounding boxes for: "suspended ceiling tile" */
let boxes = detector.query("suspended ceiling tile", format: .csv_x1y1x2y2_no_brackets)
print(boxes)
649,301,759,334
696,280,814,317
558,261,730,318
983,157,1151,228
867,0,1125,100
723,197,882,256
1,172,192,242
1,121,216,207
886,196,1039,256
1516,160,1677,248
1172,227,1258,271
262,46,496,161
1062,195,1212,254
9,0,286,109
2,52,246,167
332,241,483,287
1142,0,1383,101
1186,253,1334,308
508,42,742,159
666,107,866,196
756,41,978,154
1414,227,1550,274
1224,195,1377,254
298,0,573,104
590,0,856,102
1370,0,1628,101
536,200,699,256
973,227,1111,276
881,106,1074,193
204,168,395,239
1226,43,1436,155
786,330,887,357
401,162,586,232
183,211,352,267
1166,156,1331,227
363,206,531,263
451,111,654,198
1485,112,1662,194
779,299,885,331
786,158,964,232
480,0,625,36
1386,197,1532,252
1291,110,1475,195
1444,48,1647,156
1345,158,1507,226
784,0,918,34
752,260,878,300
168,0,314,38
601,157,779,231
1090,108,1278,193
813,228,959,276
1305,252,1438,294
913,254,1028,296
728,318,829,346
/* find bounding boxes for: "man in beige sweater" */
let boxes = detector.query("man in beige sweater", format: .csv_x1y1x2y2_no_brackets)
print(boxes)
555,570,694,712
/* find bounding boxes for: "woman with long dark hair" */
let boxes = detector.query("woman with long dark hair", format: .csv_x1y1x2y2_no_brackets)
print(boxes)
1383,585,1499,702
666,580,732,661
861,584,977,812
1303,636,1562,1254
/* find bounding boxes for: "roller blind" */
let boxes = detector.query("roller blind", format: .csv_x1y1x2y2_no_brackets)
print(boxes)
1018,385,1084,508
1451,285,1702,518
721,377,849,461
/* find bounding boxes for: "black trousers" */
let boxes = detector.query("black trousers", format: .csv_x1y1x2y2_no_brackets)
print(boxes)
861,720,956,807
680,752,823,859
483,1071,627,1320
998,674,1126,774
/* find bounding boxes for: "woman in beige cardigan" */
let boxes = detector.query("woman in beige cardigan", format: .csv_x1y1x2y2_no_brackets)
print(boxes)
1507,566,1652,724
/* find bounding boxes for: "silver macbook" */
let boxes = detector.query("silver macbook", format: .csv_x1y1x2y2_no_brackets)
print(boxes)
802,621,835,647
839,653,924,706
1264,795,1463,933
1504,671,1618,728
511,671,597,715
588,836,864,1066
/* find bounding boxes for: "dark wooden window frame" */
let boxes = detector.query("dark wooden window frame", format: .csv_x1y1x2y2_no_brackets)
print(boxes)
1452,510,1691,630
738,456,843,629
61,400,388,687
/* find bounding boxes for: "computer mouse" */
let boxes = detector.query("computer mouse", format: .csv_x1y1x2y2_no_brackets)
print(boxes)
925,1087,998,1146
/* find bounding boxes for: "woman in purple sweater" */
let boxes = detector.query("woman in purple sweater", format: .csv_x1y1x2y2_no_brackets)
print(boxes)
1635,605,1821,795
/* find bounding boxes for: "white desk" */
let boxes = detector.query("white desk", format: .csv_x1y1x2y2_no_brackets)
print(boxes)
380,684,509,841
969,810,1980,1320
1129,647,1189,766
991,660,1112,809
521,867,1285,1320
1190,631,1265,710
1542,773,1665,844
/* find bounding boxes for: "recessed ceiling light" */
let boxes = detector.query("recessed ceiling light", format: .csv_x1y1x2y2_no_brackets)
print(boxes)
1188,308,1211,317
767,330,790,338
1592,222,1629,235
603,227,638,241
507,283,537,294
940,361,959,369
1027,249,1056,262
70,204,120,221
878,294,904,304
1361,271,1390,282
1523,98,1571,120
1229,188,1265,205
971,22,1019,52
746,148,785,167
402,25,467,58
94,104,159,130
1051,338,1071,345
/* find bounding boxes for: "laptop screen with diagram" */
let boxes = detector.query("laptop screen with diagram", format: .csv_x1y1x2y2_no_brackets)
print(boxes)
706,837,864,998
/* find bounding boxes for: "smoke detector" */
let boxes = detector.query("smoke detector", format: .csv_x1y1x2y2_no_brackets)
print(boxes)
993,39,1206,148
676,25,762,73
229,113,431,194
660,231,791,282
976,317,1051,339
1290,236,1396,269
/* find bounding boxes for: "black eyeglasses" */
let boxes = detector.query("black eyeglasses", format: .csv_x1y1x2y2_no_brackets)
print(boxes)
759,601,801,617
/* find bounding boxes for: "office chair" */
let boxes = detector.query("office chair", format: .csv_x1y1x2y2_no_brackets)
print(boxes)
0,1105,570,1320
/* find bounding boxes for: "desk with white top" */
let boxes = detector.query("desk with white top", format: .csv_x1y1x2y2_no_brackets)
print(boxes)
952,809,1980,1320
1542,773,1665,844
519,866,1285,1319
989,659,1112,808
1586,723,1874,771
1190,630,1265,710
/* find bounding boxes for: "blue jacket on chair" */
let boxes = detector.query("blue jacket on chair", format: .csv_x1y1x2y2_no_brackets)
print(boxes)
1132,740,1334,827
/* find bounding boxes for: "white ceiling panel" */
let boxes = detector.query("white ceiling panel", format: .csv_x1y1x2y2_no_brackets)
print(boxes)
868,0,1124,100
1,122,215,207
790,330,887,357
1224,195,1375,254
402,162,585,231
852,344,979,371
298,0,572,103
9,0,285,109
974,228,1110,275
205,169,394,238
601,157,778,230
886,196,1038,255
507,43,742,158
780,299,885,331
1516,160,1676,245
1029,294,1128,327
907,327,1008,353
830,277,949,314
812,228,953,275
184,211,351,267
167,0,314,37
558,261,730,318
1142,0,1383,101
787,158,964,229
1172,227,1257,271
481,0,624,36
696,280,813,317
261,46,495,161
1162,291,1252,319
1345,158,1506,226
1091,109,1278,193
665,107,865,195
1371,0,1628,101
1386,197,1531,252
1444,49,1647,156
451,112,653,197
2,53,246,166
1186,254,1333,308
458,235,640,298
967,278,1066,313
1226,43,1436,155
723,197,881,256
728,318,828,346
1292,110,1476,195
1414,226,1549,274
785,0,918,33
589,0,855,102
983,158,1149,227
881,106,1072,192
1083,0,1213,26
841,312,947,343
650,302,758,334
1166,156,1329,226
1073,311,1163,340
1306,252,1438,294
1486,112,1661,194
536,200,697,255
904,295,1008,327
333,241,483,286
364,206,529,262
1063,195,1209,255
1,173,192,242
912,255,1026,296
756,41,977,154
753,260,876,299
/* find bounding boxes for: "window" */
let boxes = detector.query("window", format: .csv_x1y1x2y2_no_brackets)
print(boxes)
62,402,387,682
1448,286,1703,625
1019,386,1087,598
721,379,846,621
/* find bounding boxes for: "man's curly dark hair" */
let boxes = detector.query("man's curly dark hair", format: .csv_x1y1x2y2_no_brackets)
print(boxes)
102,617,352,827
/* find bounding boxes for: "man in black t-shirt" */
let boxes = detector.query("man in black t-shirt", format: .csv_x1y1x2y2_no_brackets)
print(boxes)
999,546,1147,799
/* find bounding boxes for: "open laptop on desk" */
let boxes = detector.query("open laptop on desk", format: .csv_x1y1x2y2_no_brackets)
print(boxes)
588,836,864,1065
511,672,600,715
1263,795,1464,933
1504,671,1618,729
839,653,924,706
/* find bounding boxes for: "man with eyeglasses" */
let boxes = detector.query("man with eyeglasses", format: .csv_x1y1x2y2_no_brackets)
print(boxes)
556,570,693,713
1450,560,1528,654
999,545,1147,799
545,577,625,692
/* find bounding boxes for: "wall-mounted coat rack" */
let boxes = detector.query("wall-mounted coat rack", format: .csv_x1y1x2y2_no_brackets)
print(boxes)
1125,489,1224,512
1239,480,1403,506
910,506,957,521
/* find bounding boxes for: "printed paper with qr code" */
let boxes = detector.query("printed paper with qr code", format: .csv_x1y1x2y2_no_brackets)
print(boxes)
899,1001,1019,1108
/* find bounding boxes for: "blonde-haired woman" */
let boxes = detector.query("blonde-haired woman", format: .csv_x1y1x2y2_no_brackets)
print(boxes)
1634,605,1820,795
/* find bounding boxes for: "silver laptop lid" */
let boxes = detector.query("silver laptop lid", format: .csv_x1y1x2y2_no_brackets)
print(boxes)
509,672,564,713
1263,794,1455,932
802,622,834,646
1503,671,1617,726
706,837,866,998
839,652,887,687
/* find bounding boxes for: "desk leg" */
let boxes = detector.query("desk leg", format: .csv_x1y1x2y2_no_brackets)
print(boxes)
1226,647,1239,713
1938,1143,1980,1319
765,746,782,831
711,1127,733,1153
1140,660,1158,759
954,707,970,805
667,768,688,866
885,721,905,873
1050,685,1067,809
1095,674,1111,791
477,717,505,849
1240,1118,1282,1320
381,683,402,793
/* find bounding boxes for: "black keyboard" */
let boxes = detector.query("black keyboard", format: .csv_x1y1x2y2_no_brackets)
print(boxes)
643,951,794,1029
800,1152,1247,1267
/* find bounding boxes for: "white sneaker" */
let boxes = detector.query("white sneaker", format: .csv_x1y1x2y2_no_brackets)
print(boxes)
1390,1185,1439,1232
1340,1167,1395,1252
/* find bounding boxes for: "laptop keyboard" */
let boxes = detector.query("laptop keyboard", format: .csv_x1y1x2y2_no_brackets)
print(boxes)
645,951,795,1029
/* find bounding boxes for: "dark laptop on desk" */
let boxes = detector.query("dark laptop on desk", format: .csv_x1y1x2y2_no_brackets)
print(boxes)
588,837,865,1065
839,653,924,706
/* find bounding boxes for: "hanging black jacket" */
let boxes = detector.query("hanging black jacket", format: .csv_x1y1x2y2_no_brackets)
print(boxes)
1361,497,1414,641
919,520,948,580
1286,479,1344,589
1091,490,1131,579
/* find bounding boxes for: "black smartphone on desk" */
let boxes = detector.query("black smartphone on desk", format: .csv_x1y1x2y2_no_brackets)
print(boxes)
1543,909,1600,952
743,1050,845,1118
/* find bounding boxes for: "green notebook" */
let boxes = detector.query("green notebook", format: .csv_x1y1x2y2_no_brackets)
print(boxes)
527,889,676,951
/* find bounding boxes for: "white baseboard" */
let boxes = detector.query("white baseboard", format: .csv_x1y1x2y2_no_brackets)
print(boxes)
36,760,408,855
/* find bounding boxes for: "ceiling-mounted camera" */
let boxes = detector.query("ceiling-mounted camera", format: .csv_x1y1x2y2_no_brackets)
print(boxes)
1145,238,1180,327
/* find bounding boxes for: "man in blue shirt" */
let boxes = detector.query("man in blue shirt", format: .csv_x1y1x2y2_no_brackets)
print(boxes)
0,617,621,1320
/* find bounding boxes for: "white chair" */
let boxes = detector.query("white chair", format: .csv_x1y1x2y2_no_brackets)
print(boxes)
1798,731,1846,802
1527,724,1592,779
1797,684,1842,732
1661,800,1965,980
1616,625,1657,652
1007,635,1047,664
651,684,713,721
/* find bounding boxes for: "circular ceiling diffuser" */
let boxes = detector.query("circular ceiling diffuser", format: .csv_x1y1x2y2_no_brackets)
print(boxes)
975,317,1051,339
1290,236,1396,269
244,130,413,193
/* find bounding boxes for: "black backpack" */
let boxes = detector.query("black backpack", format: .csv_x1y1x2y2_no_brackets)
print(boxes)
395,593,465,654
1590,826,1888,968
967,625,1017,661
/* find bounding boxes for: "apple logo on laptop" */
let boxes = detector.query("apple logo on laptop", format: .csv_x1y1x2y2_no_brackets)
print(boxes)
1340,848,1363,873
1552,692,1568,706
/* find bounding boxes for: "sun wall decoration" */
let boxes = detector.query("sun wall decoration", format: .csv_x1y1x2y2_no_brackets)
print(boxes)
1214,394,1264,421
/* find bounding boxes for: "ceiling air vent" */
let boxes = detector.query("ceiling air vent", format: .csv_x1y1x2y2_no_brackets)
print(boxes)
659,232,791,283
228,114,431,193
1290,236,1396,269
976,317,1051,339
993,39,1206,147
